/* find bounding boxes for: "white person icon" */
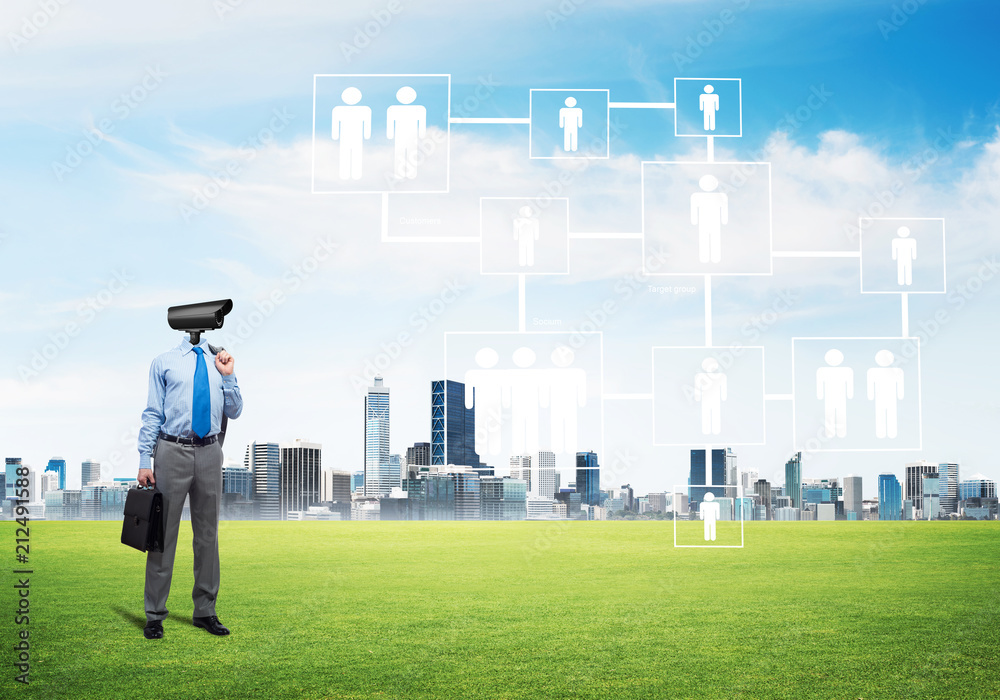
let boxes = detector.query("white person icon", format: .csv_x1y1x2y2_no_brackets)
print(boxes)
691,174,729,263
559,96,583,152
699,84,720,131
331,87,372,180
700,492,721,541
816,349,854,438
386,86,427,180
464,343,589,457
892,226,917,286
513,205,540,267
694,357,727,436
867,350,904,439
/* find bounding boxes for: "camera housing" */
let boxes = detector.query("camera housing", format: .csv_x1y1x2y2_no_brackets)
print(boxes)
167,299,233,345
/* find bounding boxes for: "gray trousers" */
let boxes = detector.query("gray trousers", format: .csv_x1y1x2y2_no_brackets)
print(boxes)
144,437,224,622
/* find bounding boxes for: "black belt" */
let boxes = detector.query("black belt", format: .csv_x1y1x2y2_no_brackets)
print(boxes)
158,432,217,447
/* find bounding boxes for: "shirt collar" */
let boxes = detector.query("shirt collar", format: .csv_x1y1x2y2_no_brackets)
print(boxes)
175,337,211,356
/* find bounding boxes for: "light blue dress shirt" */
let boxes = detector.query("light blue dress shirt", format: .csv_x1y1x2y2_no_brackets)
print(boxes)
138,338,244,470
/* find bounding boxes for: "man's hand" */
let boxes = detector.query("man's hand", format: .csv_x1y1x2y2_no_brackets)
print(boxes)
138,468,155,487
215,350,235,376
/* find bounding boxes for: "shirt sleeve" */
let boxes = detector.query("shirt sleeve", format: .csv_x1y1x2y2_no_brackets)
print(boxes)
138,357,166,471
222,374,243,420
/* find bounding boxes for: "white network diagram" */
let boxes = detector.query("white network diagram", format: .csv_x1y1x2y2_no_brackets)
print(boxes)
312,73,946,544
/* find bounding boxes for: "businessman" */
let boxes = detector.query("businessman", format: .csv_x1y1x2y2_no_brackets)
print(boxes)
136,336,243,640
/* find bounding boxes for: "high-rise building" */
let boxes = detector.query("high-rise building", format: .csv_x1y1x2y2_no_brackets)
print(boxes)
321,469,352,504
406,442,431,471
690,449,727,506
81,483,129,520
351,471,364,494
648,492,667,513
878,473,902,520
222,465,253,501
388,454,402,491
40,471,59,494
245,441,281,520
44,489,82,520
281,440,322,519
430,380,483,470
785,452,802,509
726,448,738,499
904,461,938,504
575,451,600,506
754,479,772,520
451,470,481,520
937,462,959,514
46,458,67,490
480,477,527,520
81,459,102,486
843,474,863,520
536,451,557,499
2,457,19,503
364,376,391,497
959,474,997,500
921,474,940,519
510,455,532,492
740,469,759,495
404,473,456,520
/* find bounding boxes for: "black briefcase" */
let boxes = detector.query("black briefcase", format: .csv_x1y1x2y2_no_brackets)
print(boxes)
121,486,164,553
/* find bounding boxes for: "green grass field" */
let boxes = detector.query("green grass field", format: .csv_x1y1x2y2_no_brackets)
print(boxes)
3,520,998,699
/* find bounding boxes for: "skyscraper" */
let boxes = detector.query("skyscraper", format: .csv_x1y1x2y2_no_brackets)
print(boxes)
46,458,67,490
510,455,532,492
364,376,391,497
843,474,863,520
904,461,938,504
575,451,600,506
754,479,772,520
406,442,431,470
921,474,940,519
281,440,322,519
784,452,802,510
245,441,281,520
878,473,902,521
690,449,727,506
222,465,253,501
937,462,959,515
430,380,483,470
451,470,481,520
959,473,997,500
536,450,557,499
81,459,102,486
321,469,352,503
726,448,738,499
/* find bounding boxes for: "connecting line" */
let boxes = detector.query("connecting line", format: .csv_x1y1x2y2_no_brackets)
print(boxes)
704,274,713,347
567,232,643,240
518,274,526,333
706,136,715,163
449,117,531,124
901,293,909,337
608,102,676,109
772,251,861,258
379,192,478,243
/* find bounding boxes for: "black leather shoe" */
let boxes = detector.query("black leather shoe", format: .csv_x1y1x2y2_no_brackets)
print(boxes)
143,620,164,640
192,615,230,636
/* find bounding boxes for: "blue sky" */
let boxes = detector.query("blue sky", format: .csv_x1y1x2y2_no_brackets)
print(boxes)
1,0,999,497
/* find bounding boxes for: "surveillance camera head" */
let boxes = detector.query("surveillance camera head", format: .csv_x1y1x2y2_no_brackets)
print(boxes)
167,299,233,345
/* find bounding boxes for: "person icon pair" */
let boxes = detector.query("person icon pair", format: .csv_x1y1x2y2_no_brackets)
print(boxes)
816,349,904,439
331,86,426,180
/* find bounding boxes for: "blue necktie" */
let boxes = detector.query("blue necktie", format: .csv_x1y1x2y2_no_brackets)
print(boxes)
191,346,211,438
